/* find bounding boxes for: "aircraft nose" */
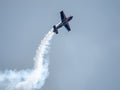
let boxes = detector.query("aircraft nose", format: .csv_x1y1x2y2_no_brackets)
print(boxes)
71,16,73,19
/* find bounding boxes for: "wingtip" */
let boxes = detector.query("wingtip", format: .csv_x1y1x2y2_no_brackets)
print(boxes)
60,10,64,12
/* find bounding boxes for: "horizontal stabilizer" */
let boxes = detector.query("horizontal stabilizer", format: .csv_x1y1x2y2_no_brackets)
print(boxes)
53,25,58,34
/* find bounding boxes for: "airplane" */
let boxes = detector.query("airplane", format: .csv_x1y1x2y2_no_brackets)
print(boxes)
53,11,73,34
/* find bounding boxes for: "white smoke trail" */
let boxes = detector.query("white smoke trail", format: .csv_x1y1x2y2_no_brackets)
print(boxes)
0,30,54,90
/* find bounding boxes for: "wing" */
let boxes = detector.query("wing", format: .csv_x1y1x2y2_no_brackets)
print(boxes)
64,23,71,31
60,11,66,22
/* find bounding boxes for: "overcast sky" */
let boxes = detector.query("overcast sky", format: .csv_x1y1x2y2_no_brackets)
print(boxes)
0,0,120,90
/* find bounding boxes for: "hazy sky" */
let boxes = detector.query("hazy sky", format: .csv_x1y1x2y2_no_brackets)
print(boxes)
0,0,120,90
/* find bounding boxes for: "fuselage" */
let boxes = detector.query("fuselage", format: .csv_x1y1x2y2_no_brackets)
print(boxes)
56,16,73,29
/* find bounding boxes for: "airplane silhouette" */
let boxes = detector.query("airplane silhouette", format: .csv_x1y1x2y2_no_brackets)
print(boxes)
53,11,73,34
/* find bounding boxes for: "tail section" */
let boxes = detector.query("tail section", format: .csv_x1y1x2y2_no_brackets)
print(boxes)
53,25,58,34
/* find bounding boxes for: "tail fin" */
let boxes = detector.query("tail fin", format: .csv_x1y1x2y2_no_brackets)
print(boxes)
53,25,58,34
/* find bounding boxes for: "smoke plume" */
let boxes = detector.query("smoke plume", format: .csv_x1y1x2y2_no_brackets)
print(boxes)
0,30,54,90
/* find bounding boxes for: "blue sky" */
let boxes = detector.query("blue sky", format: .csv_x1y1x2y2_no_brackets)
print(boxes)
0,0,120,90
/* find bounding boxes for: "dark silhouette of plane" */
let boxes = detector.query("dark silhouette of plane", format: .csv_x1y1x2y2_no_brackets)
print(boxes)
53,11,73,34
